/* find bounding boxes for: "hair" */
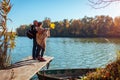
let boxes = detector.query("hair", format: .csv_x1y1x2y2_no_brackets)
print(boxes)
33,20,38,23
38,22,43,26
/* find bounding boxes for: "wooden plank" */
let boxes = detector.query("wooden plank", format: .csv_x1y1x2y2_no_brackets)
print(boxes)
0,56,53,80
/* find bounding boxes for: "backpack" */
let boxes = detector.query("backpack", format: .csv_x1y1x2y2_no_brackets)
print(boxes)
26,29,34,39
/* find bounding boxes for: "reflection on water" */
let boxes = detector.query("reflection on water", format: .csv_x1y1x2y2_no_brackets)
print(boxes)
12,37,120,69
72,38,120,44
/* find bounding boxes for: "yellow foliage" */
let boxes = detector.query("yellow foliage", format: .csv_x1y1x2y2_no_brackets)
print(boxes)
50,23,55,29
10,41,15,49
0,0,14,69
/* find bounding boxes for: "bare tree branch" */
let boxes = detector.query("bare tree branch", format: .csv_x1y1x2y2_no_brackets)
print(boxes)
88,0,120,9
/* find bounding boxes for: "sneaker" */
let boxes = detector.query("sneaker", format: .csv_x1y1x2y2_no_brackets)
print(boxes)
37,57,46,61
40,57,46,61
37,56,41,60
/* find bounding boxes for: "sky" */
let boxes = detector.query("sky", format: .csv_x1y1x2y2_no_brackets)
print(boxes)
7,0,120,31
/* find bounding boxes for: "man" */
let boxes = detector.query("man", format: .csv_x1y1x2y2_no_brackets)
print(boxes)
31,20,38,60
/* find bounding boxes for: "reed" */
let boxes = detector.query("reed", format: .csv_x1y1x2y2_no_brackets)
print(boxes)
0,0,15,69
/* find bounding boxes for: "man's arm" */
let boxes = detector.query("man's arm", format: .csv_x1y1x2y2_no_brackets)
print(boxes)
31,25,37,33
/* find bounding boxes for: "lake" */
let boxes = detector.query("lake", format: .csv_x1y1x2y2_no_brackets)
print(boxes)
12,37,120,69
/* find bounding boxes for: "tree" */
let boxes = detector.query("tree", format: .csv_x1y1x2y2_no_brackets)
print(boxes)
63,19,69,28
88,0,120,9
43,17,51,28
110,16,120,37
16,15,120,37
114,16,120,27
16,25,30,36
69,19,82,36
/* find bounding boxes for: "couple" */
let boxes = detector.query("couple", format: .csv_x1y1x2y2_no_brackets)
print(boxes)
31,20,50,61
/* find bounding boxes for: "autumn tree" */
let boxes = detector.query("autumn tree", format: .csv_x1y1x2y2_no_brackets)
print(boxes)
43,17,51,28
16,25,30,36
69,19,82,37
16,15,120,38
109,16,120,37
114,16,120,27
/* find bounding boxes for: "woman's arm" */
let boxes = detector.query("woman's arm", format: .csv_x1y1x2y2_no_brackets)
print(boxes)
47,30,50,37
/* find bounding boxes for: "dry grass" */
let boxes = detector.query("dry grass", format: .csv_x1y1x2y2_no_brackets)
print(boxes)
0,0,15,69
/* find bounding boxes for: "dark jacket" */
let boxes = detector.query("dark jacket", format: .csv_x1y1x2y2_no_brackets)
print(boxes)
31,25,37,39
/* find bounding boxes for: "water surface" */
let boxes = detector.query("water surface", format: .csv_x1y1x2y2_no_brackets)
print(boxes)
12,37,120,69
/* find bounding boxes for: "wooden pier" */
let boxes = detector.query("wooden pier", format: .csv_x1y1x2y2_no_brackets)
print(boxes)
0,56,53,80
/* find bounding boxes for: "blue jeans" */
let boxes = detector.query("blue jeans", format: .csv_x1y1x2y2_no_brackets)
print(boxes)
37,45,45,57
32,39,37,59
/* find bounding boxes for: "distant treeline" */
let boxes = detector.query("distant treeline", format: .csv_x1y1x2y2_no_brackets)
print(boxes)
16,15,120,37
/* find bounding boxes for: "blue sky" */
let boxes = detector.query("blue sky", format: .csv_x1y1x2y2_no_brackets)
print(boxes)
7,0,120,31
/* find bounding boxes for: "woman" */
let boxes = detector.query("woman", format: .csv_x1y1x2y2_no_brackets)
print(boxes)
36,22,50,61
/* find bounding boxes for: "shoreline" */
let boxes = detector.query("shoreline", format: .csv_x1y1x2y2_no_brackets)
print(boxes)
16,36,120,38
